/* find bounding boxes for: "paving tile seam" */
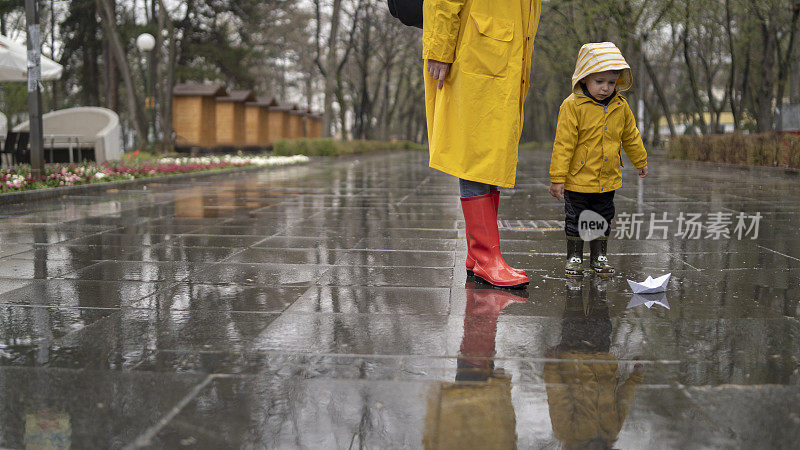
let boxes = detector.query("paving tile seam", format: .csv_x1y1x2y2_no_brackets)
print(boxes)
251,248,457,255
672,381,743,440
122,216,330,307
100,309,799,323
61,262,460,271
124,374,216,450
666,253,704,271
758,244,800,262
0,303,121,311
0,247,37,259
131,349,684,366
116,307,457,316
0,222,118,229
15,281,185,348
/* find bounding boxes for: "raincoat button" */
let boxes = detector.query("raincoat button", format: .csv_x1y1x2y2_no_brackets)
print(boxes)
601,188,604,191
605,157,608,161
580,161,584,164
604,126,608,130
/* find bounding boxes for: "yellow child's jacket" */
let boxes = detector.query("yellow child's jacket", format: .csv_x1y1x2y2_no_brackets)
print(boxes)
549,43,648,193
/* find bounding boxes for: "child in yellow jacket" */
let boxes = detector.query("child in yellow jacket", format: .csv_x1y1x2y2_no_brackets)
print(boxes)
549,42,649,277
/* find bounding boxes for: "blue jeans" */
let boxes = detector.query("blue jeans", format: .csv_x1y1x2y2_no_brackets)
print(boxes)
459,178,498,197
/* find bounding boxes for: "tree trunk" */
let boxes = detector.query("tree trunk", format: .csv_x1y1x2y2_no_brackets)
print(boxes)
157,0,175,151
322,0,342,138
335,74,347,138
154,0,165,146
724,0,741,130
642,53,676,137
792,2,800,103
49,0,58,111
774,7,799,130
96,0,148,149
756,21,777,133
175,0,195,79
682,24,708,134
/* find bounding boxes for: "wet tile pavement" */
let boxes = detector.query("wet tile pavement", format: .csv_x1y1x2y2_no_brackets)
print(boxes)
1,151,799,448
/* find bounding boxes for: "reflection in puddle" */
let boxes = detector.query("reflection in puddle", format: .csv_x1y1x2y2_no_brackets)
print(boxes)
627,292,670,309
424,281,526,448
546,279,644,450
25,409,71,449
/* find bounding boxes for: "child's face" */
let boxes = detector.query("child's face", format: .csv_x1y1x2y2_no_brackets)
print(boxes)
584,71,620,100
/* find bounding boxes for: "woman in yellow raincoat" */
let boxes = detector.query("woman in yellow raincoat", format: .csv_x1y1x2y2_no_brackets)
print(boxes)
423,0,542,289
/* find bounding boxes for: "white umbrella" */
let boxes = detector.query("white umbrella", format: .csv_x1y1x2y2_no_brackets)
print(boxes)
0,34,63,82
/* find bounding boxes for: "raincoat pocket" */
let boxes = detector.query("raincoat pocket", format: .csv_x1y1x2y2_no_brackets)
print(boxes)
462,12,514,78
569,145,588,175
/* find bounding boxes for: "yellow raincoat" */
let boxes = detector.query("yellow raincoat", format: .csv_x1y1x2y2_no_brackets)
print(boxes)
549,42,648,193
423,0,543,188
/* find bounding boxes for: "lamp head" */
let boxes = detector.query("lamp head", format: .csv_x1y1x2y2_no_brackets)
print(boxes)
136,33,156,52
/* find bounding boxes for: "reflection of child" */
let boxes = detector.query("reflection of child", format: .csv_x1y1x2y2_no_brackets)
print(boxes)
548,42,649,278
545,279,644,450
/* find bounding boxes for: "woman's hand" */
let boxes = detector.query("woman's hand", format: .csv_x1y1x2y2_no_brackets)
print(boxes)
549,183,565,201
638,165,648,178
427,59,452,89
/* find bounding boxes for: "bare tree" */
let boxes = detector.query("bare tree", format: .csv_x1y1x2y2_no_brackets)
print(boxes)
314,0,343,138
95,0,147,148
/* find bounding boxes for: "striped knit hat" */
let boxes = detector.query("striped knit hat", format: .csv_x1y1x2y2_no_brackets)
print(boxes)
571,42,633,93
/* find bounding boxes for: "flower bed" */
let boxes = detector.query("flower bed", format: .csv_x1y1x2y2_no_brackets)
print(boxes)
0,154,309,193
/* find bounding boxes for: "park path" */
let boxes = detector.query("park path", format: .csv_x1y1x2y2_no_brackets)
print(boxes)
1,150,798,448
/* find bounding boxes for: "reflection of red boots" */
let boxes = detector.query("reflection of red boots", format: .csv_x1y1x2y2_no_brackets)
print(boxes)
461,193,529,289
458,281,527,381
466,191,526,277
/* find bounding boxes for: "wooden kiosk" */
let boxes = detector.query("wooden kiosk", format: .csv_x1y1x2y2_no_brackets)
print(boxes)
215,90,254,148
244,97,272,149
267,103,292,144
306,112,322,138
288,106,306,139
172,83,227,150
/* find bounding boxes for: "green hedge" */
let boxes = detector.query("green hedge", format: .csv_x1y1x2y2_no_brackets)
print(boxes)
271,139,426,156
667,133,800,169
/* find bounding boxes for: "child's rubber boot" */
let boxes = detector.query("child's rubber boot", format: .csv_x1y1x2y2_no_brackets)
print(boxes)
466,190,525,277
590,237,615,276
461,193,529,289
566,237,584,278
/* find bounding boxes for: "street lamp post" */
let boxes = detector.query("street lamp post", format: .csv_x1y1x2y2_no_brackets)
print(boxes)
24,0,44,177
136,33,156,152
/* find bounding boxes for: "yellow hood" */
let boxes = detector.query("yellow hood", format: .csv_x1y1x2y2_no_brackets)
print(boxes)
571,42,633,93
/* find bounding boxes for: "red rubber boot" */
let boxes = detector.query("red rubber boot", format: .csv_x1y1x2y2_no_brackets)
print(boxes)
466,191,526,277
461,193,529,289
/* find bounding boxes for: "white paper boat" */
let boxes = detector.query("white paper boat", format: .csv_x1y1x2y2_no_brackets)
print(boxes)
626,273,671,294
627,292,670,310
